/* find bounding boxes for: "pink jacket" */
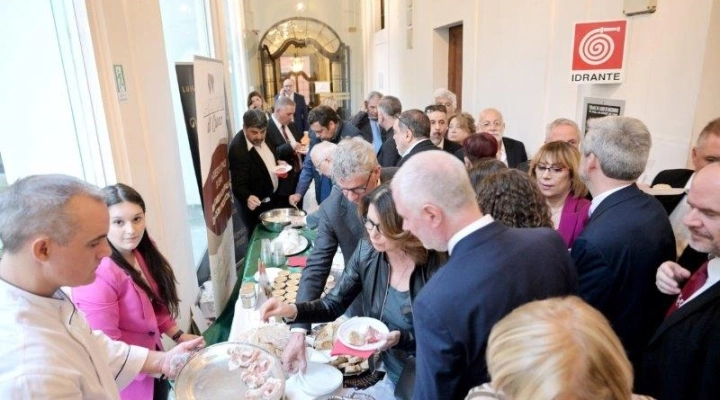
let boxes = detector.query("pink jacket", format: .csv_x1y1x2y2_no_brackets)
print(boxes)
557,193,591,248
72,251,177,400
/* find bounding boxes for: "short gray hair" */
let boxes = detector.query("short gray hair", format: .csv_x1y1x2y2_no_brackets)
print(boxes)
332,137,378,182
582,116,651,181
366,91,383,102
433,88,457,109
274,95,295,110
378,96,402,118
0,175,104,253
545,118,580,142
397,109,431,139
393,151,476,215
311,141,337,168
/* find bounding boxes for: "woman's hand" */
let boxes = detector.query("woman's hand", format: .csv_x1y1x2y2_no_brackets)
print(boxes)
378,330,401,351
178,332,201,343
259,298,296,321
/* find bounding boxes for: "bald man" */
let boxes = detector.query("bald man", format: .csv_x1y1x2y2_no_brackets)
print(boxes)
476,108,528,168
275,78,309,133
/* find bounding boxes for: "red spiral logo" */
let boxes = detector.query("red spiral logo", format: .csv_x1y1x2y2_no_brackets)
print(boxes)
579,27,618,66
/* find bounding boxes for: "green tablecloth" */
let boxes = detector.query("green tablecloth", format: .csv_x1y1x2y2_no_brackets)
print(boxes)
202,226,315,345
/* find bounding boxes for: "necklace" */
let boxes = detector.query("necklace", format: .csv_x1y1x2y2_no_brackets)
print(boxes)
379,254,416,323
391,262,413,288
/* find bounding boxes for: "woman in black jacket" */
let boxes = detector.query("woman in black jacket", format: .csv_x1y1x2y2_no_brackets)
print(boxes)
260,183,446,385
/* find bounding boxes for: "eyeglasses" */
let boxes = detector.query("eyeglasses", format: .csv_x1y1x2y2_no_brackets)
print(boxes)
339,172,373,195
362,217,381,233
535,164,568,175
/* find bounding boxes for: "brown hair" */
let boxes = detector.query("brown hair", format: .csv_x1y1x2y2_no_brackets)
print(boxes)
358,184,427,265
529,141,588,198
476,169,553,228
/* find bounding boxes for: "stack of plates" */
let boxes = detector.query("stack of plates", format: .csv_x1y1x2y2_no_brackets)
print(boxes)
296,362,343,397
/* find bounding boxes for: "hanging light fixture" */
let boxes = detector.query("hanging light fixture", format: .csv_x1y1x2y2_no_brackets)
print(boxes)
291,53,304,73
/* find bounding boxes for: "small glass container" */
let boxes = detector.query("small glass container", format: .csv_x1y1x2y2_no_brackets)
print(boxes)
240,282,257,309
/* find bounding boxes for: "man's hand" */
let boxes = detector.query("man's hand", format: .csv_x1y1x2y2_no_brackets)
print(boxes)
282,332,307,374
259,298,296,321
289,194,302,207
656,261,691,295
247,195,261,210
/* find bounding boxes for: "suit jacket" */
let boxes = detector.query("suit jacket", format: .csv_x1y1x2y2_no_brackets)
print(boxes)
570,184,676,369
295,120,361,203
350,111,387,149
651,169,707,272
412,222,577,400
442,138,462,155
636,280,720,400
228,131,284,234
265,119,302,195
378,129,401,167
72,252,176,400
274,92,309,133
396,139,440,168
557,193,591,248
502,137,528,169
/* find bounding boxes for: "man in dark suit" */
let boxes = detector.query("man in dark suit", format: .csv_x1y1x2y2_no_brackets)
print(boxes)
275,78,309,133
651,117,720,272
376,95,403,167
349,91,385,153
265,96,303,195
228,109,287,237
425,104,462,158
394,109,440,168
477,108,528,168
392,151,577,400
636,161,720,400
281,138,393,373
289,105,361,207
571,116,676,370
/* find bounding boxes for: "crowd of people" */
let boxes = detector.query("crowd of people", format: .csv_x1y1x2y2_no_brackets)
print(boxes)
1,78,719,400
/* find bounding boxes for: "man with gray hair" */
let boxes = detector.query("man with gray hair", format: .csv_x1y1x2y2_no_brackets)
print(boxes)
433,88,457,117
394,109,439,167
571,116,675,370
376,95,403,167
545,117,581,148
282,138,395,373
350,91,385,153
0,175,203,398
392,151,575,399
309,140,337,178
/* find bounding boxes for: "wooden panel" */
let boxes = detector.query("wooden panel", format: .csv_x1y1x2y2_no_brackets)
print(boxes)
448,24,463,111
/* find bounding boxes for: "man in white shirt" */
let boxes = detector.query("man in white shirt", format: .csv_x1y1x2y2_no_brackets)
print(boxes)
0,175,203,399
393,109,440,168
637,161,720,399
571,116,675,370
476,108,528,168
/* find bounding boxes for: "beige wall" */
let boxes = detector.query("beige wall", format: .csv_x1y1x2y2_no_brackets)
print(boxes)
363,0,720,180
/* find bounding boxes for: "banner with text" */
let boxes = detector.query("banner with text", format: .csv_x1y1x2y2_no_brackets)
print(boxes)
571,20,627,84
194,56,236,314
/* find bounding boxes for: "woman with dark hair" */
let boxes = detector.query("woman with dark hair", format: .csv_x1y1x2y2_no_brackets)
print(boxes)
475,169,553,229
260,184,446,386
463,132,499,168
529,141,590,248
72,183,198,400
247,90,271,113
447,112,476,144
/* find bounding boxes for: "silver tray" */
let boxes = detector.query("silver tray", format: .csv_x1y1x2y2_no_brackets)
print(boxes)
174,342,285,400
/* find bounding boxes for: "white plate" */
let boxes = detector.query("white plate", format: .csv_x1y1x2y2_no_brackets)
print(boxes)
306,347,331,364
254,267,281,283
274,164,292,174
337,317,389,351
296,362,343,397
644,187,685,196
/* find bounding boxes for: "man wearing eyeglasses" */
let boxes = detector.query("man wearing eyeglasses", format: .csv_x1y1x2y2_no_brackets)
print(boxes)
476,108,528,169
394,109,442,168
283,138,396,374
571,116,675,371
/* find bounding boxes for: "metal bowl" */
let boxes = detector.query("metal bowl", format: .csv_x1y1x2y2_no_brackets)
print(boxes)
259,208,307,232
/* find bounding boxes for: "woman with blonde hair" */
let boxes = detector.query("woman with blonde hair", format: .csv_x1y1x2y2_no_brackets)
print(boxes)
465,296,653,400
529,141,590,248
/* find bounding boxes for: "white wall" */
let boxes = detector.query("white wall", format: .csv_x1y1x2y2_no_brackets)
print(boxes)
363,0,720,180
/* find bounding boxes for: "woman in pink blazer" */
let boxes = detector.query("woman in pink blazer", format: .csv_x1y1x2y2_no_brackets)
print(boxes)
529,141,591,248
73,184,198,400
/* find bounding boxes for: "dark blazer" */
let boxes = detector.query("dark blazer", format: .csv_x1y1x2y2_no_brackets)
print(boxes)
636,279,720,400
274,92,309,133
228,131,284,235
557,193,591,248
412,222,577,400
442,139,462,155
265,119,303,195
502,137,528,168
350,111,387,148
378,129,401,167
651,169,707,272
570,184,676,369
396,139,441,168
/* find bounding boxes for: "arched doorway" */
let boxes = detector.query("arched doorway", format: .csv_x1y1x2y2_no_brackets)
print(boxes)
259,17,351,118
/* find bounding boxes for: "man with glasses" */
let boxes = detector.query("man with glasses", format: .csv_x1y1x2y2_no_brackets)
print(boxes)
283,138,396,374
425,104,462,157
476,108,528,169
394,109,441,168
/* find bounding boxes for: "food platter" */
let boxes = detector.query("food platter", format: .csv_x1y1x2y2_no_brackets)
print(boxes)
312,317,371,376
337,317,389,352
174,342,285,400
272,229,310,256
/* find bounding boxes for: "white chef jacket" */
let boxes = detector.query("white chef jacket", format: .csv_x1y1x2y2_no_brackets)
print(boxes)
0,278,148,399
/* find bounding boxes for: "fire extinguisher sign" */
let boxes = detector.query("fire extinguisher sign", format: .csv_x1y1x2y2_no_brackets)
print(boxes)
571,20,627,84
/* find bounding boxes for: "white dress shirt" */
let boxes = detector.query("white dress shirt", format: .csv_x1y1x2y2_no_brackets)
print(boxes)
246,137,278,191
683,257,720,306
588,184,632,216
669,174,695,258
448,214,494,256
401,138,430,158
